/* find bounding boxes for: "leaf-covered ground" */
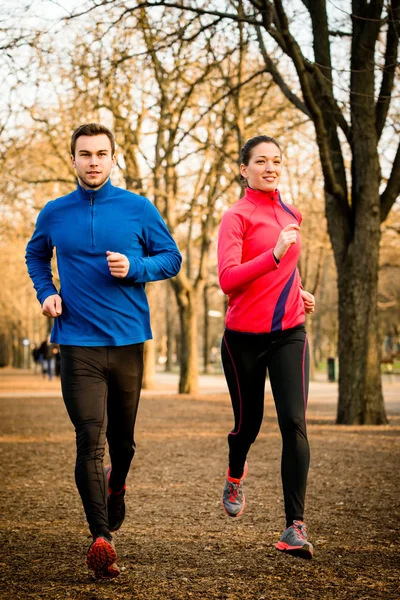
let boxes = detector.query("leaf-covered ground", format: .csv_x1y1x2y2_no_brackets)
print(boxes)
1,372,399,599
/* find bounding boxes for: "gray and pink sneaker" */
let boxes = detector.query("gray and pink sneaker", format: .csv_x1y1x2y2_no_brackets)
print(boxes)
275,520,313,559
221,462,248,517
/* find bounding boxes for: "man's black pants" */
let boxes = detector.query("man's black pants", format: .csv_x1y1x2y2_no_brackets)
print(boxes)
60,344,144,537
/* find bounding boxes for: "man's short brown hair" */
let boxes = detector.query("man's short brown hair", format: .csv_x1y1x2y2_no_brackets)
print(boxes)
70,123,116,157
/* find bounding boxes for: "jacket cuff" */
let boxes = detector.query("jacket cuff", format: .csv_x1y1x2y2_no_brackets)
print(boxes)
38,286,59,305
126,255,137,280
266,248,280,271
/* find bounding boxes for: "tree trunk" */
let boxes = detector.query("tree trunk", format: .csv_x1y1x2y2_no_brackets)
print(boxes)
142,283,156,389
142,339,155,389
176,287,199,394
165,283,174,372
336,199,387,424
203,284,210,374
307,315,315,382
334,13,388,425
0,331,10,367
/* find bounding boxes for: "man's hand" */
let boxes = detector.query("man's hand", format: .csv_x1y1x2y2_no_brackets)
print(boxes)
274,224,300,260
42,294,62,317
301,289,315,314
106,251,130,278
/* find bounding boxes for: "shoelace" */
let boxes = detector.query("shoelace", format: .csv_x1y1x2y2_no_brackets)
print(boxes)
293,521,307,539
228,481,241,502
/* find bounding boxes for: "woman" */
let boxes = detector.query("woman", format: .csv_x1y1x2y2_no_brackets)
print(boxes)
218,135,315,560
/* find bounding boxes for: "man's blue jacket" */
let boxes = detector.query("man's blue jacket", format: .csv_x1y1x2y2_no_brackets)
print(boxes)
25,179,182,346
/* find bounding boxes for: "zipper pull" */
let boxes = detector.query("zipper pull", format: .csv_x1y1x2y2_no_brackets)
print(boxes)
90,193,94,206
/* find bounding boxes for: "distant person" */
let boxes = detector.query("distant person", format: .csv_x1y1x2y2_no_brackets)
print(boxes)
37,338,49,378
218,136,315,560
31,343,41,374
45,336,58,381
26,123,182,578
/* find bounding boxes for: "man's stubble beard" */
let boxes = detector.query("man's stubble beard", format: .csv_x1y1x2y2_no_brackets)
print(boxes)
79,173,110,190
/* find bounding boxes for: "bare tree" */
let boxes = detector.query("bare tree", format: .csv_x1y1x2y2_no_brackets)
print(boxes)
75,0,400,423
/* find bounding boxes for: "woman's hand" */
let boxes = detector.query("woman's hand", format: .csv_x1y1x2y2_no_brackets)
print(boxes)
301,289,315,314
274,224,300,260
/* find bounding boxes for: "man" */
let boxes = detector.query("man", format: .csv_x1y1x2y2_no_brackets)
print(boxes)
26,123,182,579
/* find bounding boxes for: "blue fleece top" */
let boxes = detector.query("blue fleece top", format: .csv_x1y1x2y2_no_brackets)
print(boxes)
25,179,182,346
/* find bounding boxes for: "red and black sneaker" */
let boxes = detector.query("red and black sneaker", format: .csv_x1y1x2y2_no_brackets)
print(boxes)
105,466,126,532
87,536,120,579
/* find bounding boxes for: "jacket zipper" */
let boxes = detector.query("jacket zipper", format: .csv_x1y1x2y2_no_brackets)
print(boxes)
89,193,94,248
272,200,284,229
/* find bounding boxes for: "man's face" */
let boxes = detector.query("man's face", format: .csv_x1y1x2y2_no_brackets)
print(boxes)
71,134,116,190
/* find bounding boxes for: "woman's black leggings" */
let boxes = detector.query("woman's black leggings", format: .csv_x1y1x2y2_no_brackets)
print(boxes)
59,344,144,537
221,325,310,527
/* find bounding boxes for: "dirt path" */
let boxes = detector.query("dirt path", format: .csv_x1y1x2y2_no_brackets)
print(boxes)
1,372,399,599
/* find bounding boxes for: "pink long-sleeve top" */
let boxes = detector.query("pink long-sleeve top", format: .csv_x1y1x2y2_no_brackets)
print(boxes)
217,187,305,333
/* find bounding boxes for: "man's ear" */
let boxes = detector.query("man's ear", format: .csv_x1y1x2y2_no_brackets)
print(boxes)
71,155,76,168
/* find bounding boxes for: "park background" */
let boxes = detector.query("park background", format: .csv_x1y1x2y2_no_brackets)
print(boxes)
0,1,399,598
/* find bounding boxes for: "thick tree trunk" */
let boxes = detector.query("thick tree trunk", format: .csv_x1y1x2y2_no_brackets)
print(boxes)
334,12,388,425
336,201,387,424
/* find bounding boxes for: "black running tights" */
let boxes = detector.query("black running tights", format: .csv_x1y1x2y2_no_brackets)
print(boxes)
221,325,310,527
60,344,144,537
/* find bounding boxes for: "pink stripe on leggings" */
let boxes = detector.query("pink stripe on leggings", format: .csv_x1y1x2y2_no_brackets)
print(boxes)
223,333,243,436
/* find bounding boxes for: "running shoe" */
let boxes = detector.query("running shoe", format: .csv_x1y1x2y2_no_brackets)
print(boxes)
275,520,314,559
87,535,120,579
106,466,126,532
221,461,248,517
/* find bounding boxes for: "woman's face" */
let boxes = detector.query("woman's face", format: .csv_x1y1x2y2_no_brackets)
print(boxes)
240,142,282,192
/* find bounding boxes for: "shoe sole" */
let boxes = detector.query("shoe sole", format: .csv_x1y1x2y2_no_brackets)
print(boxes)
275,541,313,560
87,538,118,574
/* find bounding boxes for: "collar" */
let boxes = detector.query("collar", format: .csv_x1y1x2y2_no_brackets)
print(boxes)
244,186,279,204
76,177,113,202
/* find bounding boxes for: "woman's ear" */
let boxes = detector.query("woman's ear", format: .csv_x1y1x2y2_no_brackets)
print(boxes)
240,163,247,180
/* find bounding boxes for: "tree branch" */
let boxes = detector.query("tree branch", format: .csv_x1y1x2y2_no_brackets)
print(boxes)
255,25,311,118
380,141,400,222
375,0,400,140
271,0,345,201
135,1,262,25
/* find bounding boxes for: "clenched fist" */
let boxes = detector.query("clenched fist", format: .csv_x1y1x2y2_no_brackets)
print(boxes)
42,294,62,318
274,223,300,260
106,251,130,278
